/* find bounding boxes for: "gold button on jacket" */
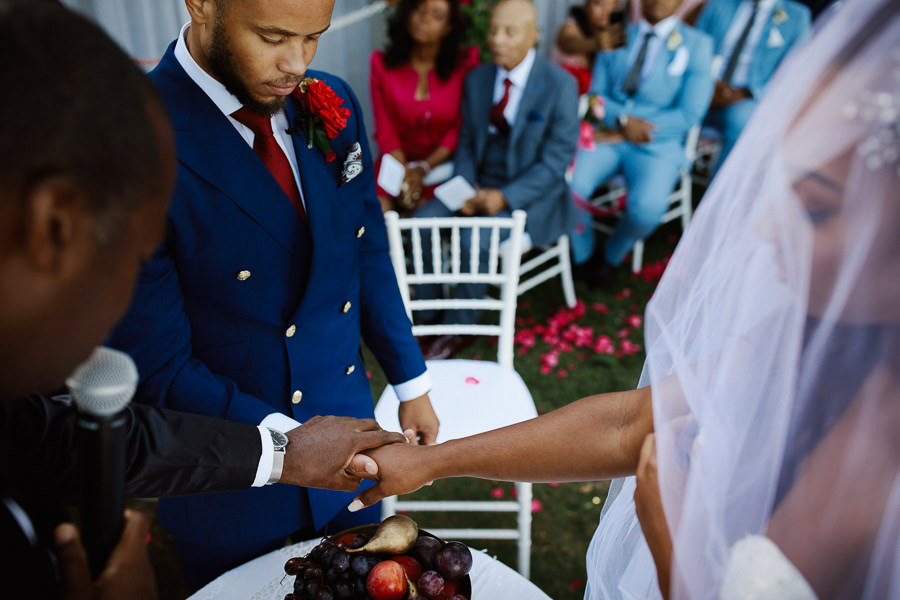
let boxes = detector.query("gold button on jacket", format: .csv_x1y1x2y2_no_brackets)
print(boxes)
236,270,251,281
285,325,296,338
342,301,352,313
345,365,355,375
356,226,365,238
291,390,303,404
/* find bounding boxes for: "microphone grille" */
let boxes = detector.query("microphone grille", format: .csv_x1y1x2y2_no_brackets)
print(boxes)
66,346,138,417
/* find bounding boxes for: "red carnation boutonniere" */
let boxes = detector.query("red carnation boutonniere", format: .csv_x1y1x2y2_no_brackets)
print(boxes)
290,77,351,162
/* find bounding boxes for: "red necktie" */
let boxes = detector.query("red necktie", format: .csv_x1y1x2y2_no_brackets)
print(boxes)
489,78,514,134
231,107,307,221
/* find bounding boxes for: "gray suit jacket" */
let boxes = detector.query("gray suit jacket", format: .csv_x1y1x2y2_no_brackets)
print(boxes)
455,54,579,247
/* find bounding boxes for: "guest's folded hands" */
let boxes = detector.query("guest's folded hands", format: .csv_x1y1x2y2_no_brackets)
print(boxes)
281,415,408,491
621,116,657,144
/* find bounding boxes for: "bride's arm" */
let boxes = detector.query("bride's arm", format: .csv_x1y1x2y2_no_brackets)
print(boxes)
350,386,653,509
634,433,673,599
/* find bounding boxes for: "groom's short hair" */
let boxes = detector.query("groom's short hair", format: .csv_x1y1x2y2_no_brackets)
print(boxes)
0,0,170,242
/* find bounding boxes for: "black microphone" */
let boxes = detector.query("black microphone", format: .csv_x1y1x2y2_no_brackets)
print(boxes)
66,346,138,578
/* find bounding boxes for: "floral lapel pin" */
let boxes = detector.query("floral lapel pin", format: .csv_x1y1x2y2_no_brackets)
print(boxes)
772,7,788,25
342,142,363,184
289,77,351,163
667,29,683,51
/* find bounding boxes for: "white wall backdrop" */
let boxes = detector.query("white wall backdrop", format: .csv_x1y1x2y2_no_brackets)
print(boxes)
60,0,579,146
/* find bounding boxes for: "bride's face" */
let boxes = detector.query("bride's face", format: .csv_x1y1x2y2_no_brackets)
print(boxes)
790,151,900,323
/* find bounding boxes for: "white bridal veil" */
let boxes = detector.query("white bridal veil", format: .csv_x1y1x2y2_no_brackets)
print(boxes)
586,0,900,597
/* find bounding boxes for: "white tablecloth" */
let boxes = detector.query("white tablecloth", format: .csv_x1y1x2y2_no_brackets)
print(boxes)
188,539,551,600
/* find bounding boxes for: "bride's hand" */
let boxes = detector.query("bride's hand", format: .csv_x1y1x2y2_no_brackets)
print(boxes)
347,442,435,512
634,433,674,599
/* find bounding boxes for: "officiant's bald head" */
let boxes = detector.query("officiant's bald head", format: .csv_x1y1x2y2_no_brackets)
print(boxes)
0,0,175,398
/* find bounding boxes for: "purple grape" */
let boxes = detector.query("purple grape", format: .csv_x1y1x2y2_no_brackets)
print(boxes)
348,534,369,549
333,581,353,599
285,557,304,575
315,588,333,600
304,565,323,581
410,536,442,570
332,551,351,574
434,542,473,579
417,570,445,598
350,554,372,577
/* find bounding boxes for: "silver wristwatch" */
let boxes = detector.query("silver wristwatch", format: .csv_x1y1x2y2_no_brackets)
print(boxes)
266,427,289,485
618,113,629,129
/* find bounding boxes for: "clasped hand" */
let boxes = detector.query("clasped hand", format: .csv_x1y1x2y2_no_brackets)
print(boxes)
460,188,507,216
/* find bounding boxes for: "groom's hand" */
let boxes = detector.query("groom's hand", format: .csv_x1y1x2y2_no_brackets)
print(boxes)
398,393,440,445
346,443,434,512
280,416,407,491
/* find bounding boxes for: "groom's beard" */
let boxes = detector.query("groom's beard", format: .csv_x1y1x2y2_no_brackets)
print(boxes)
207,16,287,116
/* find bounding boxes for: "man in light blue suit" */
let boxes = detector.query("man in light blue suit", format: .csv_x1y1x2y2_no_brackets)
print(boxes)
107,0,439,589
416,0,579,359
697,0,811,166
570,0,714,287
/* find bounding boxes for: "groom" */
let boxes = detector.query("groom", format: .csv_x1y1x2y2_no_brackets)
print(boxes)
108,0,438,588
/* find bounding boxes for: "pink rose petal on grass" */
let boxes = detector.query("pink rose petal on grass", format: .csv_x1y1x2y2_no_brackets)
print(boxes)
620,339,642,355
592,302,610,314
490,487,505,499
531,500,543,513
540,364,553,375
616,328,631,338
548,482,560,487
365,370,373,379
615,288,633,300
593,335,615,354
569,579,583,590
556,369,568,378
625,314,643,328
464,376,480,385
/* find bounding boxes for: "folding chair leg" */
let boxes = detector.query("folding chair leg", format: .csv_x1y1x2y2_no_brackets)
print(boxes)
516,482,532,578
631,241,644,274
381,495,397,521
557,235,576,308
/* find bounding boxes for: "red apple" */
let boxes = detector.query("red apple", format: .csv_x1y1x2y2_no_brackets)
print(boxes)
332,533,357,548
366,560,408,600
390,554,423,582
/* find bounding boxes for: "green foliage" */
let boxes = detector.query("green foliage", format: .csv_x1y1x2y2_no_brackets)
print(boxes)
460,0,501,61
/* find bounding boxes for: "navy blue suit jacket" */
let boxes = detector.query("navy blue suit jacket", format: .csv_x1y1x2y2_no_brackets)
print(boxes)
108,43,425,544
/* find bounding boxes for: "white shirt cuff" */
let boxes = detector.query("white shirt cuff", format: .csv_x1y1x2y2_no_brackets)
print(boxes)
393,371,432,402
250,413,303,487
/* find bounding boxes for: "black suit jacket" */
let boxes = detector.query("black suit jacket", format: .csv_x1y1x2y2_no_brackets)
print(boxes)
1,394,263,597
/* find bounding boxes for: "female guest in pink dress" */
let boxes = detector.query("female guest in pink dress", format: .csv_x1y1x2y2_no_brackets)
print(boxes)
370,0,478,213
553,0,627,95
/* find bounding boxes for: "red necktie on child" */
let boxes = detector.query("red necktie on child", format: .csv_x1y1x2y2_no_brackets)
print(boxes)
231,107,307,221
489,78,514,135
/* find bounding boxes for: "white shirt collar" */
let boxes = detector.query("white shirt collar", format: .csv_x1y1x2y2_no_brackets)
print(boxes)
637,15,680,41
756,0,778,12
174,22,244,118
496,48,536,89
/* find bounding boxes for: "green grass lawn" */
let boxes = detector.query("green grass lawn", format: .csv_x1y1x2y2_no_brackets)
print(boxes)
363,221,682,600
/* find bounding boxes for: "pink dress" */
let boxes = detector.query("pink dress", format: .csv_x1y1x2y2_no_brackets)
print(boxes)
369,47,480,198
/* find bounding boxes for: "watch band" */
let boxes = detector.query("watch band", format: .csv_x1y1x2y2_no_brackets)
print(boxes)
268,447,285,485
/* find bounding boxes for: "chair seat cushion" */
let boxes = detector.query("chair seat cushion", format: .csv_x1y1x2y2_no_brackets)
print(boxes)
375,359,538,443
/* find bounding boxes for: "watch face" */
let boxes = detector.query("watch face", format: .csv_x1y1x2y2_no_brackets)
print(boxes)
268,428,289,450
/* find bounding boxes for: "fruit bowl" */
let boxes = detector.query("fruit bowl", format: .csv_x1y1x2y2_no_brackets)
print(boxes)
283,517,473,600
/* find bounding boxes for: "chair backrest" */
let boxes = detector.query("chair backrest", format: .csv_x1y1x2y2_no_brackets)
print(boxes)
384,210,527,368
683,124,701,165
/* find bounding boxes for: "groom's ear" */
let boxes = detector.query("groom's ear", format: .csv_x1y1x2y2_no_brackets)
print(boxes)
185,0,218,27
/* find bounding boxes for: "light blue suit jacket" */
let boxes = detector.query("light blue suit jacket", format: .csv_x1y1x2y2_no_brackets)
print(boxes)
696,0,811,99
455,54,579,247
592,21,714,164
108,43,426,546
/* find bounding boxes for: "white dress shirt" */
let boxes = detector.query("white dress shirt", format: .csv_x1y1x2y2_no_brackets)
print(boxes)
491,48,537,131
629,15,681,81
174,24,432,486
716,0,778,87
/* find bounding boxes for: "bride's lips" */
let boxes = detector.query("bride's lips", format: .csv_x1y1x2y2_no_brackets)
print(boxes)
266,83,297,96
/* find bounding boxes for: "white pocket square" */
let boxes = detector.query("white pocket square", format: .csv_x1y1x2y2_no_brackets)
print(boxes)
342,142,363,184
768,27,785,48
668,46,690,77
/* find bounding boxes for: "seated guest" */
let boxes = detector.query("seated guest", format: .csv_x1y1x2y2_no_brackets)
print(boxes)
696,0,810,168
0,2,404,598
416,0,579,360
370,0,478,214
569,0,714,288
553,0,628,95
